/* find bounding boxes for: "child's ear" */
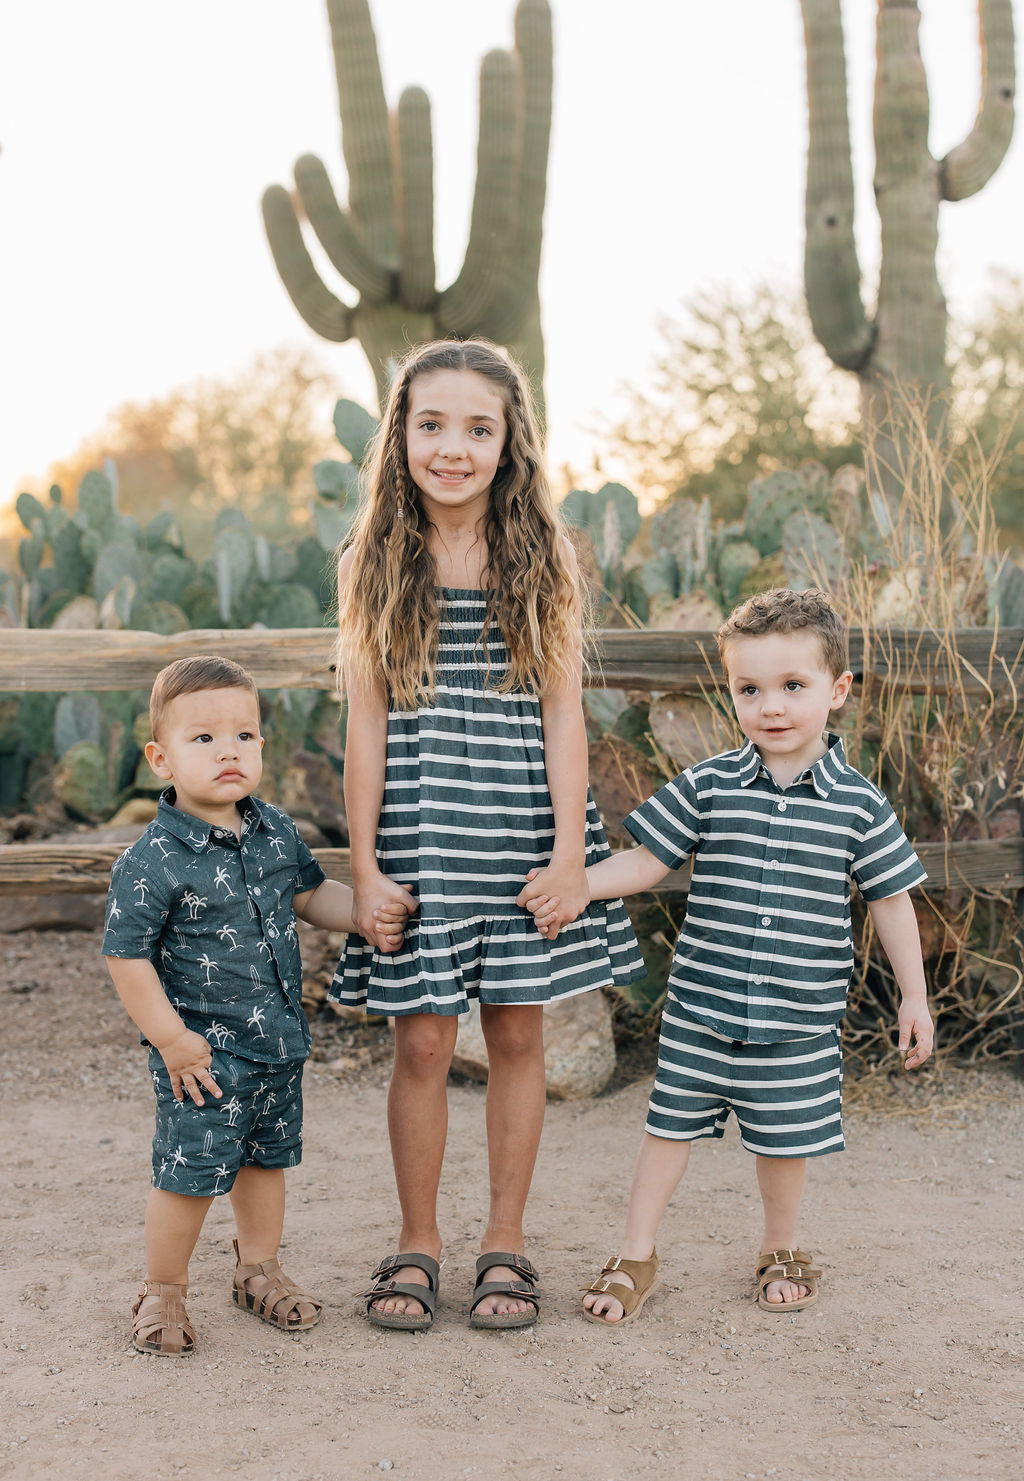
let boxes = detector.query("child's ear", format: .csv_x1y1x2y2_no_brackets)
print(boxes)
830,670,854,710
145,739,173,780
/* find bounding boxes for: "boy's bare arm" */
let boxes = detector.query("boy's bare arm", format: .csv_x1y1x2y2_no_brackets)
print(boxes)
865,891,934,1069
587,844,671,900
104,955,222,1103
293,880,416,952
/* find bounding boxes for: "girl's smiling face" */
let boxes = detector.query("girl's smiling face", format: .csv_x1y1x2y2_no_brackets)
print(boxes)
404,368,507,516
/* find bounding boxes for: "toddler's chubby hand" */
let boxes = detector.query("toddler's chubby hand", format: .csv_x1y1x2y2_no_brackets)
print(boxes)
354,873,418,953
517,863,589,941
157,1027,223,1106
374,884,417,954
520,868,561,940
898,996,934,1070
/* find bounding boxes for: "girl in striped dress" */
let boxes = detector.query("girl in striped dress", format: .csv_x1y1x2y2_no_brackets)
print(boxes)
331,339,644,1331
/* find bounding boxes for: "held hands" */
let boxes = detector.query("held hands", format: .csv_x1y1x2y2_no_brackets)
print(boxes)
156,1026,222,1106
353,872,418,953
898,996,935,1070
517,861,590,941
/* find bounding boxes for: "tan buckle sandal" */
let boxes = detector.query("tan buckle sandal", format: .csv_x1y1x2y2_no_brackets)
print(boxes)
755,1247,821,1312
131,1280,196,1356
231,1238,323,1329
581,1250,659,1325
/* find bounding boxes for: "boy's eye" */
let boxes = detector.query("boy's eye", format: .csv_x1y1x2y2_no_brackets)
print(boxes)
739,685,758,697
239,732,256,741
193,733,212,744
785,681,804,692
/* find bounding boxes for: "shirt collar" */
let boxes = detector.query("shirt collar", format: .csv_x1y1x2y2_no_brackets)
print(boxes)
155,789,264,851
738,732,848,798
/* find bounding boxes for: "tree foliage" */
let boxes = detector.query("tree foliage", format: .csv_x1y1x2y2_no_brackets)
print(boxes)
603,282,861,521
45,348,339,553
604,277,1024,538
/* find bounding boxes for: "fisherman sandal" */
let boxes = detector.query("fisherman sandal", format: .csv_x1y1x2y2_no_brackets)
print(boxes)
232,1238,323,1329
755,1247,822,1312
581,1250,659,1325
131,1280,196,1356
469,1252,540,1330
364,1252,441,1331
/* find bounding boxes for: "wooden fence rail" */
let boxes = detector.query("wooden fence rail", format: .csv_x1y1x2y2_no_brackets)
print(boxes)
2,625,1023,896
3,625,1023,696
1,838,1021,900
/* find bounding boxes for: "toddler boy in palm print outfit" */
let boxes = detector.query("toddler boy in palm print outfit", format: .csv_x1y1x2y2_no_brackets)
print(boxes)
103,656,411,1355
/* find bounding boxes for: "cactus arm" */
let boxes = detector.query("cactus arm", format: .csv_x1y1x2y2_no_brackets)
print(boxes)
293,154,392,301
799,0,874,372
436,49,520,336
326,0,398,266
873,0,947,390
261,185,355,342
940,0,1015,201
396,86,437,312
481,0,553,344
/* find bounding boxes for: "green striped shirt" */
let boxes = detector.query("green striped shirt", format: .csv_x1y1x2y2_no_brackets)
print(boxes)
624,734,926,1043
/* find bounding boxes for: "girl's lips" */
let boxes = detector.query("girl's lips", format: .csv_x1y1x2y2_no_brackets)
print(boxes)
429,468,470,480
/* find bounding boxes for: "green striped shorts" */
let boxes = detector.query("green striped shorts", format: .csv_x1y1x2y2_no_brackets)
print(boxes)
647,1003,845,1158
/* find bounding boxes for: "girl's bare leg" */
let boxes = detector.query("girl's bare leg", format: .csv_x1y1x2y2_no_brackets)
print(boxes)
375,1013,460,1316
473,1003,547,1317
583,1132,692,1323
755,1155,810,1304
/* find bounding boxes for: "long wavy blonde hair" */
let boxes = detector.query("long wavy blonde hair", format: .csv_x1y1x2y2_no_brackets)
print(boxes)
337,339,584,709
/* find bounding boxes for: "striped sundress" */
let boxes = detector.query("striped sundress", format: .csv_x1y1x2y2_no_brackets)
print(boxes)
330,587,646,1016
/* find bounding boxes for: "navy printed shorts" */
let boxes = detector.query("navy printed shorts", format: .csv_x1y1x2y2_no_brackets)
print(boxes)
149,1048,305,1195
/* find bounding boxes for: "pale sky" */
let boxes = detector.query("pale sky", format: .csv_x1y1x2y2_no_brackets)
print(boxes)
1,0,1020,505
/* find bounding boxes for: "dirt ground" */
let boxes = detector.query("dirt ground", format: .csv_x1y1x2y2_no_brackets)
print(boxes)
1,927,1023,1481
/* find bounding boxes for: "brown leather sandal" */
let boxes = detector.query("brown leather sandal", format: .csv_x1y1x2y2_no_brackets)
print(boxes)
755,1248,821,1312
231,1238,323,1329
469,1252,540,1330
131,1280,196,1356
580,1250,659,1325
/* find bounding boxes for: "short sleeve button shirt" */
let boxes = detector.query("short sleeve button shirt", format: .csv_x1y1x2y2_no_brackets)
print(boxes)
102,790,326,1064
624,734,927,1043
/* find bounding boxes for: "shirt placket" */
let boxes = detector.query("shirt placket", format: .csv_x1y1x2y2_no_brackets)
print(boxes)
749,781,793,1037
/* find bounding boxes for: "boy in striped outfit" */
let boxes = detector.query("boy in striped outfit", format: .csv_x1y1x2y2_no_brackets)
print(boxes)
577,588,932,1320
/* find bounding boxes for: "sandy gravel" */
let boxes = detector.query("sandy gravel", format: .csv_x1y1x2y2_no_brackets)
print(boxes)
1,927,1023,1481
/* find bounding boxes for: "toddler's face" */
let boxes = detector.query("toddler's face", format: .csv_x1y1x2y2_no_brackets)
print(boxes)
723,630,852,773
145,686,263,820
404,368,507,515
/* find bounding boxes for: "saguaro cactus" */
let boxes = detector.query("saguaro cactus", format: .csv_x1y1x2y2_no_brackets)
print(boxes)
799,0,1015,445
262,0,552,405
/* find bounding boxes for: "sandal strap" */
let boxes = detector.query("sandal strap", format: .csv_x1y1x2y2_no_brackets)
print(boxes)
368,1251,440,1286
232,1241,322,1325
132,1280,195,1355
756,1249,821,1283
473,1251,538,1288
363,1278,439,1317
470,1280,540,1317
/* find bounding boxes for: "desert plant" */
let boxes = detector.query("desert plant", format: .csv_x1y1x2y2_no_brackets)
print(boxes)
262,0,552,403
798,0,1015,453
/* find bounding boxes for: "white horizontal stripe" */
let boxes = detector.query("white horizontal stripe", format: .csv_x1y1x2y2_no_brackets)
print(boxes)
739,1130,844,1155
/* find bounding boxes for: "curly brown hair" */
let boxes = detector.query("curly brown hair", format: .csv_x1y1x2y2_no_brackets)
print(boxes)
717,588,849,679
337,339,583,709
